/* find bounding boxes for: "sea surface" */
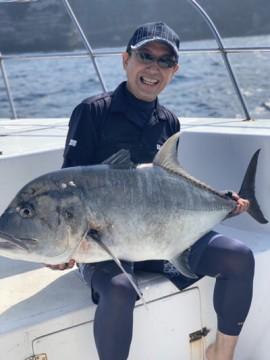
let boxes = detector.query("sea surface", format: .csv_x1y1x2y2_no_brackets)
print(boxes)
1,34,270,120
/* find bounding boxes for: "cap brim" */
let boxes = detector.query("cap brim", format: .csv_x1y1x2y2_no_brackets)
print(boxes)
130,37,179,59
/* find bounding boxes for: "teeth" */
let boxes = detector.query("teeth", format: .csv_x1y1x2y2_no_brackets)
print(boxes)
141,77,158,85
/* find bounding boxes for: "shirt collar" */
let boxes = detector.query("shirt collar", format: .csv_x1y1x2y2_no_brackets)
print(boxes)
110,82,166,121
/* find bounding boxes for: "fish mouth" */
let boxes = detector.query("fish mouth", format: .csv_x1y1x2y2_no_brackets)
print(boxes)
0,231,30,251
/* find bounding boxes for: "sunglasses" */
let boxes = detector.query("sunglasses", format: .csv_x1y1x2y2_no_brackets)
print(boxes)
132,50,178,69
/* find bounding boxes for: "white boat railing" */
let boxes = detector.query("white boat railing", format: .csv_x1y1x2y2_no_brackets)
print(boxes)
1,0,270,120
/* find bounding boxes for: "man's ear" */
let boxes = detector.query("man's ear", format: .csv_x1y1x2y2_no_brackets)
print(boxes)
122,52,129,70
173,63,180,75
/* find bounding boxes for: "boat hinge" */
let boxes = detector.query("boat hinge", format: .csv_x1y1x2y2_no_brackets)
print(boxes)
189,327,210,343
25,354,48,360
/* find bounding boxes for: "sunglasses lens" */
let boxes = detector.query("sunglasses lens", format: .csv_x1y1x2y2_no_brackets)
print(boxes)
137,52,154,64
134,51,177,68
158,57,177,68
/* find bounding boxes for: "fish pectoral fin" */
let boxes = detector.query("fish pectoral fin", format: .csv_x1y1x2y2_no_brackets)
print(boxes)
102,149,136,169
86,229,147,307
170,250,198,279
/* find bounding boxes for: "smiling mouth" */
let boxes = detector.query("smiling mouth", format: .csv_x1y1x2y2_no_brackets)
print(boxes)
0,231,30,251
140,76,159,86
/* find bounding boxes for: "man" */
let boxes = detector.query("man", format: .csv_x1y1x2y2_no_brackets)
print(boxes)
49,22,251,360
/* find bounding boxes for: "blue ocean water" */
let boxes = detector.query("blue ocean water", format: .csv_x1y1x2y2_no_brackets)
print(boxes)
0,34,270,119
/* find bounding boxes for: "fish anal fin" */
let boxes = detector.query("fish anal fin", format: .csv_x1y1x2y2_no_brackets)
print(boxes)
170,250,198,279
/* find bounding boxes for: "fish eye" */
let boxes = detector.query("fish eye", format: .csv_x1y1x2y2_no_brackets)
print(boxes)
19,206,34,218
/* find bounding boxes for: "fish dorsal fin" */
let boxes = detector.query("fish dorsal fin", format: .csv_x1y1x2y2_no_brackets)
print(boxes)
153,132,217,190
153,132,180,171
102,149,135,169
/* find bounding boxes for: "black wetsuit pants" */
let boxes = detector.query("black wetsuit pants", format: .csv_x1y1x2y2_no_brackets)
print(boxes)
81,231,255,360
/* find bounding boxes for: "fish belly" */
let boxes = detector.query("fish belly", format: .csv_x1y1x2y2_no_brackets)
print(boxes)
105,208,229,262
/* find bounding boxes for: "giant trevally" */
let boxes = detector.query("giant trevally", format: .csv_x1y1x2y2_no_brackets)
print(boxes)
0,133,268,283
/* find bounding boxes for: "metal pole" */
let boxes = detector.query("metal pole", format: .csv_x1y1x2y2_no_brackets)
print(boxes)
61,0,107,92
0,53,17,119
186,0,252,120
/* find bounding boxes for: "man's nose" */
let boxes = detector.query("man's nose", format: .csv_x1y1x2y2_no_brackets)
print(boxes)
146,62,160,72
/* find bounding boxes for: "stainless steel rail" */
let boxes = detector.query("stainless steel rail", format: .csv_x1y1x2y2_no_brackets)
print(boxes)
187,0,251,119
0,0,269,119
0,53,17,119
1,47,270,62
61,0,107,93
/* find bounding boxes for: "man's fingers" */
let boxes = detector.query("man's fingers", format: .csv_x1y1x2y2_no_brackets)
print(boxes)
45,259,75,271
67,259,76,268
232,198,250,215
58,263,68,270
231,192,240,201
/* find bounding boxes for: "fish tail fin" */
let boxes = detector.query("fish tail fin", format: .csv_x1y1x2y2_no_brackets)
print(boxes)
238,149,268,224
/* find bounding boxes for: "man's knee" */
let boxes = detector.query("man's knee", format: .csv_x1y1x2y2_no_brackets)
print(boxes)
224,245,255,279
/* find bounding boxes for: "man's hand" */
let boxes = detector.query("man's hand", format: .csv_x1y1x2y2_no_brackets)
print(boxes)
45,259,75,270
231,192,250,215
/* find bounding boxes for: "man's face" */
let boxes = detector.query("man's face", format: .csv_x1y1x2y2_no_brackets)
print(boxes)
122,41,179,102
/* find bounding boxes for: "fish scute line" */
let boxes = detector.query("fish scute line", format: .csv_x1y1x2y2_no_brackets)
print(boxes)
157,164,230,205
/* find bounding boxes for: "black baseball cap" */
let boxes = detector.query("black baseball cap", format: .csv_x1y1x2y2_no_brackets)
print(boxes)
126,22,180,60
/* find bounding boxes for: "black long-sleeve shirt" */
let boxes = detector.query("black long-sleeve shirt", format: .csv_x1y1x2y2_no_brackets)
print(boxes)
63,81,180,168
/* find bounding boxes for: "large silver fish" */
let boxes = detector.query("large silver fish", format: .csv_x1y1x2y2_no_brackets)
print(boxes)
0,133,267,276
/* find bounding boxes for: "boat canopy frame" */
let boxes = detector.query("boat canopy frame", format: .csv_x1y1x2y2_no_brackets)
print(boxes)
1,0,270,120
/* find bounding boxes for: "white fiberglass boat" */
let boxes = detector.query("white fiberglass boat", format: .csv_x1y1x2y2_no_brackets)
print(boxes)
1,1,270,359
